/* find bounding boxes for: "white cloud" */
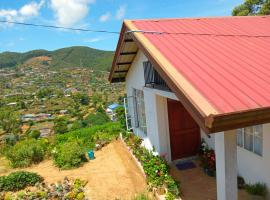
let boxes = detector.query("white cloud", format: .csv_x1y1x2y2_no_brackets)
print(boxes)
50,0,94,27
0,1,44,23
19,0,45,17
115,5,126,20
84,36,111,43
85,37,102,43
99,12,111,22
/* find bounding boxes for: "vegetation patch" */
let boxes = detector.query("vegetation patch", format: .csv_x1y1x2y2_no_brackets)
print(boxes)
0,171,43,192
0,177,87,200
52,141,87,169
245,182,267,197
4,139,48,168
124,133,180,199
56,122,122,151
198,140,216,177
83,111,110,127
53,122,122,169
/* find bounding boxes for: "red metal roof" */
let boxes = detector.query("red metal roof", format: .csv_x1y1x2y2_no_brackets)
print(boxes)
131,16,270,114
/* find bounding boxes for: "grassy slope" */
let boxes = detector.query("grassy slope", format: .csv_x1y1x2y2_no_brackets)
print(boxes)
0,46,114,71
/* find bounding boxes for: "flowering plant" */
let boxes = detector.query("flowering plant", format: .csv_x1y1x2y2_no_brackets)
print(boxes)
198,140,216,176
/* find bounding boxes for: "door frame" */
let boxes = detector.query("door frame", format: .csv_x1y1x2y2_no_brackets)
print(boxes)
167,98,201,161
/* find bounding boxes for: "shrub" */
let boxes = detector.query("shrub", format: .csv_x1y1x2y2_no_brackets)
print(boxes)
83,112,110,127
132,193,151,200
115,106,126,129
238,176,245,189
198,140,216,177
245,182,267,197
54,117,69,134
5,139,47,168
56,122,122,151
165,192,175,200
28,130,41,139
70,120,84,131
3,134,19,145
125,134,180,197
0,171,43,191
0,177,87,199
53,141,87,169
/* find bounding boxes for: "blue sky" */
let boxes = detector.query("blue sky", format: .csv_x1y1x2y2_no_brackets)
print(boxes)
0,0,243,52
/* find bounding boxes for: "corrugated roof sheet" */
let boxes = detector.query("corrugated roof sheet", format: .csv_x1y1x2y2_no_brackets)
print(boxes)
131,16,270,114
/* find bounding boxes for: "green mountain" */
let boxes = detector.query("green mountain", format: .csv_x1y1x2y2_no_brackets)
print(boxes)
0,46,114,71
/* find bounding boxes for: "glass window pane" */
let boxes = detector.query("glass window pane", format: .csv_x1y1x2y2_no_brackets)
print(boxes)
244,127,253,151
133,89,147,135
254,136,262,156
254,125,263,138
237,129,243,147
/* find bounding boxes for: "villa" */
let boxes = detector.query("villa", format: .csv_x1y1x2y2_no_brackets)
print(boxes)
109,16,270,200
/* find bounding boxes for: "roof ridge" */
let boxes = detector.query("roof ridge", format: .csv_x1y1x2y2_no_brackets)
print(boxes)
127,30,270,38
130,15,270,22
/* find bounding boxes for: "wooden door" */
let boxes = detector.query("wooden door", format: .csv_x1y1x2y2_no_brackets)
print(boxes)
167,99,200,160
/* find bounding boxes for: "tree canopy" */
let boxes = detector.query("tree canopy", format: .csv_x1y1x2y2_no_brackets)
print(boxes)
232,0,270,16
0,108,21,134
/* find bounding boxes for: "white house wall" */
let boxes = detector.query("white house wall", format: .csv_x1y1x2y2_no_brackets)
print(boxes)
237,123,270,190
126,50,158,151
125,50,172,161
201,124,270,191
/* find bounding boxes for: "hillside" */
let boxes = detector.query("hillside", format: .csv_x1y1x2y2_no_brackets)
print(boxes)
0,46,114,71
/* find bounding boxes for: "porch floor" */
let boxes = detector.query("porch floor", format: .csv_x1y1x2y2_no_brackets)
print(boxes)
170,160,253,200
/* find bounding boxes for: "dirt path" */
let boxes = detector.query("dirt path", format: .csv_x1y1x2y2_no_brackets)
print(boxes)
0,140,147,200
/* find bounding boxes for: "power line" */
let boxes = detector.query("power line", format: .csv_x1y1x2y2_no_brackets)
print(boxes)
1,20,269,38
0,20,120,34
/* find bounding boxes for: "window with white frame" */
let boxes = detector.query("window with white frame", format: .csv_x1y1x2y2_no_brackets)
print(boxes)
237,125,263,156
133,89,147,135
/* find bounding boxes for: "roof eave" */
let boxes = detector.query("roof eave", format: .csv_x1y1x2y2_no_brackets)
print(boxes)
108,22,127,83
207,107,270,133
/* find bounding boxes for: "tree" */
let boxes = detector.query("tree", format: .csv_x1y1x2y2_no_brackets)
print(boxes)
91,93,102,108
28,130,41,139
54,117,68,134
232,0,270,16
73,93,90,106
115,107,126,129
83,112,110,127
37,87,53,99
0,108,21,134
20,101,27,109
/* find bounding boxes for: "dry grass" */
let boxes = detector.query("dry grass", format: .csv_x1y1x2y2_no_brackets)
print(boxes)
0,140,147,200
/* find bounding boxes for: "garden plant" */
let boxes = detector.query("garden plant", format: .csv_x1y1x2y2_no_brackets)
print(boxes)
0,171,43,192
124,132,180,198
198,140,216,177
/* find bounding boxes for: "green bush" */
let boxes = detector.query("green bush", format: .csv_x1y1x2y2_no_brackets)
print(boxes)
132,193,151,200
3,134,19,145
56,122,122,151
53,141,87,169
245,182,267,197
115,106,126,129
125,134,180,197
5,139,47,168
54,117,69,134
28,130,41,139
83,111,110,127
0,171,43,191
165,192,175,200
